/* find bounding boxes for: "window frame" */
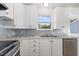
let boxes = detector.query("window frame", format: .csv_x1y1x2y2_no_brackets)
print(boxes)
37,16,52,30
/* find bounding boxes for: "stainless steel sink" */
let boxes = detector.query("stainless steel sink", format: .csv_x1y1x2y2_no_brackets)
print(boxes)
40,35,59,37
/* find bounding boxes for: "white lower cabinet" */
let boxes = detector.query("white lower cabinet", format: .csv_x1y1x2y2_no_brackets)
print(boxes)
20,39,40,56
20,38,62,56
28,39,40,56
40,39,62,56
40,39,51,56
20,40,29,56
51,39,63,56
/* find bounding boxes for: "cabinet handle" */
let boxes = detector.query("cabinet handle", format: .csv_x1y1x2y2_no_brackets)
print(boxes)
36,52,39,54
6,12,8,14
50,41,54,42
33,50,36,52
33,45,36,47
33,41,36,43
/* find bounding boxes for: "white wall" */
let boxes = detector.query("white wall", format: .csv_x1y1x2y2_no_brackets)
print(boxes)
54,7,79,35
67,7,79,35
38,7,52,16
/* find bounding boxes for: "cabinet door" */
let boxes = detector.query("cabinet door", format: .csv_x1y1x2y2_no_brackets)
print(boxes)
24,5,37,29
24,5,30,28
51,39,62,56
20,40,29,56
29,6,37,29
5,3,14,19
14,3,25,28
40,39,51,56
55,7,68,28
28,39,40,56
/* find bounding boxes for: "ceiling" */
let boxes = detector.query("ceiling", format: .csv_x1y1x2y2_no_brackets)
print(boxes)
23,3,79,8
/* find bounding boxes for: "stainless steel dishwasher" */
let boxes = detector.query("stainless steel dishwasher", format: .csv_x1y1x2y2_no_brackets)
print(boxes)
63,38,77,56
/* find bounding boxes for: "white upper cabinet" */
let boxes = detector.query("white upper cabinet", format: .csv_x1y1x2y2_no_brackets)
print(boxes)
24,5,37,29
4,3,14,20
54,7,70,34
54,7,69,28
14,3,25,28
13,4,37,29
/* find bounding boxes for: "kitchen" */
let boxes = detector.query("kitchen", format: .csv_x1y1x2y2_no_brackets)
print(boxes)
0,3,79,56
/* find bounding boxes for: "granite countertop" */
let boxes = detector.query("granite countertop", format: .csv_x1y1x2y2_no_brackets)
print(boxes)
20,35,78,39
0,35,78,41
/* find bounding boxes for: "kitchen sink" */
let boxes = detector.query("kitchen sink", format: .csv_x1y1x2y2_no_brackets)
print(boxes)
40,35,59,37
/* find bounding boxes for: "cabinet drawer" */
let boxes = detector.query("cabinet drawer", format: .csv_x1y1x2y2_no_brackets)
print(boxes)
29,48,39,56
29,40,39,43
29,40,40,47
28,39,40,56
30,44,39,48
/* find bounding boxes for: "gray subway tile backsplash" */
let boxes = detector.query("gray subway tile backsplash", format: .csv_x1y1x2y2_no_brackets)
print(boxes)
14,29,52,37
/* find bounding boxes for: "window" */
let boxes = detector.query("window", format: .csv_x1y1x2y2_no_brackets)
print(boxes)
38,16,51,29
70,18,78,33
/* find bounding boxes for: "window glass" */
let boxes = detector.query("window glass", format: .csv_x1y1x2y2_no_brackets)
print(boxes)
70,19,78,33
38,16,51,23
38,16,51,29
